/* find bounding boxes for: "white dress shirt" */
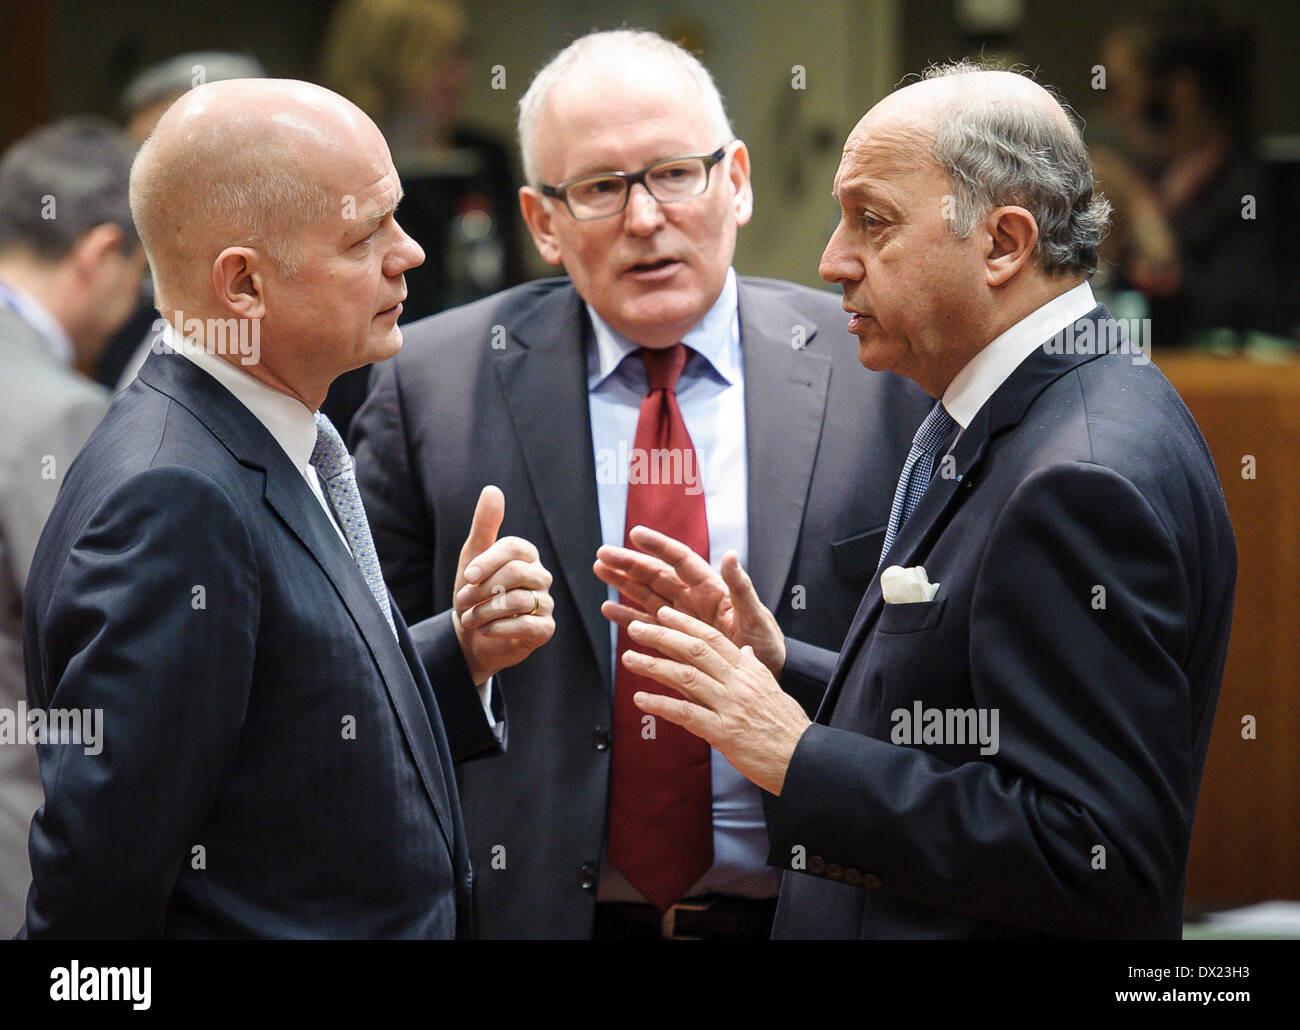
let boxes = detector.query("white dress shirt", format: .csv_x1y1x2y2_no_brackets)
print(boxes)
942,281,1097,429
586,268,779,902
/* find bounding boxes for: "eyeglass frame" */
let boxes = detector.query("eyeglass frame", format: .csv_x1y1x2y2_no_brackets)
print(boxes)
538,143,734,221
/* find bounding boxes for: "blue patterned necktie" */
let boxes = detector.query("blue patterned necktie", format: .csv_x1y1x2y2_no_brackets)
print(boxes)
878,401,959,570
310,411,398,639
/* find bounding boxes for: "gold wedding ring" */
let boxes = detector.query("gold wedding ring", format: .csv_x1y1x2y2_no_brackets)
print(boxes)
528,589,541,615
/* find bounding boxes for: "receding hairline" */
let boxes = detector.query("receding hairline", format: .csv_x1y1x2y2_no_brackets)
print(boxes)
517,30,733,185
129,79,373,308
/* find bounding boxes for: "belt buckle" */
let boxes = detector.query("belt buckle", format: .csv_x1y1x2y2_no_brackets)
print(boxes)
661,899,711,940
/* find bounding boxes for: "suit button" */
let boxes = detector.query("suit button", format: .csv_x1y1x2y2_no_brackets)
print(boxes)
862,873,883,890
844,868,864,887
579,862,598,892
826,863,844,881
808,855,826,875
593,728,609,752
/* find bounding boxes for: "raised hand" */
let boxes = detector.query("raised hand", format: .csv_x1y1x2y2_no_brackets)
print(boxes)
452,485,555,685
593,524,786,677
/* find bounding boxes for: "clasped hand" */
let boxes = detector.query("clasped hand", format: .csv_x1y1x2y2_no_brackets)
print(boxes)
593,526,810,795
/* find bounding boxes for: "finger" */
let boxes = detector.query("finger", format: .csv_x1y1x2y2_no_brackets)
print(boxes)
600,599,654,630
621,647,721,707
461,535,541,590
626,525,718,587
631,689,718,747
591,563,673,615
652,604,745,666
456,558,552,610
594,548,686,600
465,613,555,641
626,618,733,686
459,486,505,583
720,551,769,625
461,587,552,627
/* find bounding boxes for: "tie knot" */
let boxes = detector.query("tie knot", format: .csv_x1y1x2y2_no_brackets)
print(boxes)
914,401,958,456
310,411,351,480
639,343,688,394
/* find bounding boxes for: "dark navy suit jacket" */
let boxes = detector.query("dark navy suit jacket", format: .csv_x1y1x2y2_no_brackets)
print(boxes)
19,349,490,938
769,305,1236,938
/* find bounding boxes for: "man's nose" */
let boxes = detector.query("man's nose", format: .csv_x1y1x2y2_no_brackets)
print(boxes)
622,182,665,235
819,223,857,285
389,220,426,275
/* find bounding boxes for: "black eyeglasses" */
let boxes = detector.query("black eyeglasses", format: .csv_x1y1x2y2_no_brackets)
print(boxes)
540,145,731,221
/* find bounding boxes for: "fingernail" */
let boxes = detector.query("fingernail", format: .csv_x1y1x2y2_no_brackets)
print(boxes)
465,565,482,583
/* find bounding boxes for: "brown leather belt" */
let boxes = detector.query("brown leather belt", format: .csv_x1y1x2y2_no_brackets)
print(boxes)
593,894,778,940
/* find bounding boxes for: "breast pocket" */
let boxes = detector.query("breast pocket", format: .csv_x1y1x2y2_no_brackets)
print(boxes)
875,589,947,635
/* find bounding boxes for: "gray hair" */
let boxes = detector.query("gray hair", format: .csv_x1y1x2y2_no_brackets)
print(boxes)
0,117,139,260
923,61,1110,277
517,29,733,186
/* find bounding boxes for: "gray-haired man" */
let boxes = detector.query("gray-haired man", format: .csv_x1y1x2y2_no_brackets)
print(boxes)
351,28,931,938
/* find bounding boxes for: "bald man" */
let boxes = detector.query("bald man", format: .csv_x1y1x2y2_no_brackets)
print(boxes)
18,79,554,938
598,62,1235,938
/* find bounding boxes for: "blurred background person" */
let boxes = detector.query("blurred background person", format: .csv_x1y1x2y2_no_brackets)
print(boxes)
0,117,143,935
320,0,525,436
1087,3,1280,345
95,50,267,393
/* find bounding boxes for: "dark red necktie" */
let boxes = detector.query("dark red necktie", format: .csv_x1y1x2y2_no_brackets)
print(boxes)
607,343,713,911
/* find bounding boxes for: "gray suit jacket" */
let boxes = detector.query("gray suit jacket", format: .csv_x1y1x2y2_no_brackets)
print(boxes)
0,304,108,935
351,275,932,937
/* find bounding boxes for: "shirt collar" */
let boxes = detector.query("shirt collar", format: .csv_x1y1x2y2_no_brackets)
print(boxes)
942,281,1096,429
164,323,319,472
0,277,75,367
586,267,741,389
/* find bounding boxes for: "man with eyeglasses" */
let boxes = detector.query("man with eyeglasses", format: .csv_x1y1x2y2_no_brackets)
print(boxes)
350,28,931,939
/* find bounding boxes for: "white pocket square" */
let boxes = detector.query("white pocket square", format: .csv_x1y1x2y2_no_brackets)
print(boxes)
880,564,940,604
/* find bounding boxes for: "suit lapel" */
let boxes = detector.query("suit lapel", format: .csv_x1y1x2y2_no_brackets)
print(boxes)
492,286,612,691
137,350,457,851
739,280,833,609
815,305,1116,721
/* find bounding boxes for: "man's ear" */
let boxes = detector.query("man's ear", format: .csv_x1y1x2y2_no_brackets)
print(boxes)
71,223,125,280
983,206,1038,287
519,186,563,266
726,140,754,227
212,247,266,319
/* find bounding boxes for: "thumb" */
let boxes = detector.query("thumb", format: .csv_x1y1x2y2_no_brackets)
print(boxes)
458,485,505,579
721,551,767,623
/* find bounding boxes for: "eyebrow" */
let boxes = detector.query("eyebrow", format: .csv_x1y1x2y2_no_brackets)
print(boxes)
354,185,405,235
833,181,904,218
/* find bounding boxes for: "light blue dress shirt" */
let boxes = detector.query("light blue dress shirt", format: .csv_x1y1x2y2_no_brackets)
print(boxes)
586,268,779,901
